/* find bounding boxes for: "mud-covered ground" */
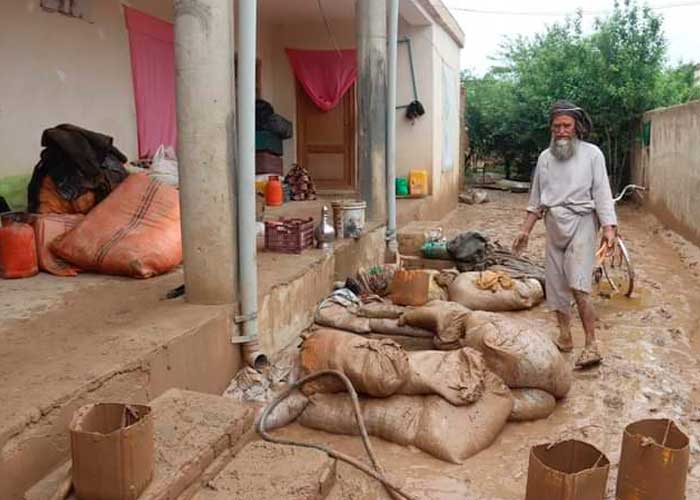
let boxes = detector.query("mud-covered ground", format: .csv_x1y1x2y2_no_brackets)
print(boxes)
276,191,700,499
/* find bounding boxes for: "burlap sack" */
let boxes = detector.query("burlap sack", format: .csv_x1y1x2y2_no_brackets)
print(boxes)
448,271,544,311
401,348,486,405
299,371,513,464
355,302,406,319
315,304,371,334
461,311,572,398
368,318,434,338
399,300,470,349
300,328,409,397
509,388,557,421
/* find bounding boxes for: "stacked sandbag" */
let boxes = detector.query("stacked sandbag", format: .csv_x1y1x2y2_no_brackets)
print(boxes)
314,289,371,334
368,318,434,338
402,348,486,405
315,304,371,333
448,271,544,311
509,388,557,421
461,311,572,399
399,300,470,349
299,371,513,464
300,328,487,405
300,329,409,397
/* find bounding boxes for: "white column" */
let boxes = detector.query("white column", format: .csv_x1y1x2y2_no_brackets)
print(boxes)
357,0,388,222
174,0,237,305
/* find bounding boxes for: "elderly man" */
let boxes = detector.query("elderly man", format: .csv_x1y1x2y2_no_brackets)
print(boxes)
513,100,617,368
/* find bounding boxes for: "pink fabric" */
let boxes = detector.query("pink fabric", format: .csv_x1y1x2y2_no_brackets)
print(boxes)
286,49,357,112
124,7,176,158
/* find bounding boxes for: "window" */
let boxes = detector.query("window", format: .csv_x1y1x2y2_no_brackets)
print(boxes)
40,0,91,20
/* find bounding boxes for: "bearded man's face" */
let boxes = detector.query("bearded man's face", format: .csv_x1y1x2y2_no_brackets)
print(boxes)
550,115,577,161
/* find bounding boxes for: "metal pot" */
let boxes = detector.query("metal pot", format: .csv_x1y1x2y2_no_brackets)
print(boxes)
314,205,336,250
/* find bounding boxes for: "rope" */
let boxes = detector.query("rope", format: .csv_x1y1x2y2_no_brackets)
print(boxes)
316,0,342,56
257,369,419,500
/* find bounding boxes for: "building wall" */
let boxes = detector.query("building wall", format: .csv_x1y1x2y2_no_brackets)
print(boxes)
427,16,461,217
260,17,439,186
0,1,174,179
1,1,461,215
631,101,700,244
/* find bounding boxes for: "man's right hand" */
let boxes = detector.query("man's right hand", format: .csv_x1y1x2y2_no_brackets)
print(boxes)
512,231,529,256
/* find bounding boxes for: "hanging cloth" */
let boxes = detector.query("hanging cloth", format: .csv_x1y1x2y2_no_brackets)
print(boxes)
286,49,357,112
123,7,177,158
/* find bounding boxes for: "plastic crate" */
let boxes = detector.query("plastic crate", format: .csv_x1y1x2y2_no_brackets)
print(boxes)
264,217,314,254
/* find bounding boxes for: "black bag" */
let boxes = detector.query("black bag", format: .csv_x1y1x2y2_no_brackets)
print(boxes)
264,113,293,140
447,232,490,267
255,99,274,129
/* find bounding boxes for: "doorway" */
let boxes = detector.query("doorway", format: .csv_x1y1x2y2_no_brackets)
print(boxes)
296,84,356,192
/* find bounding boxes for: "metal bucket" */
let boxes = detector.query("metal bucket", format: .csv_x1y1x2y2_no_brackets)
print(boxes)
525,439,610,500
615,418,689,500
331,200,366,239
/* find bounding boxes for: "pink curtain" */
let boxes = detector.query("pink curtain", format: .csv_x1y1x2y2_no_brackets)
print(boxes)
124,7,176,158
286,49,357,112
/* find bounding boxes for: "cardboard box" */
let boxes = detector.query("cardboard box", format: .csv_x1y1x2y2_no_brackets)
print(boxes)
616,419,689,500
70,403,154,500
525,439,610,500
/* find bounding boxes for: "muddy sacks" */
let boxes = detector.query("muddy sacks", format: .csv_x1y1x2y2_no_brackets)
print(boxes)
368,318,434,338
300,329,409,397
315,304,371,333
402,348,486,405
509,388,557,421
462,311,571,398
448,271,544,311
299,372,513,464
399,300,470,349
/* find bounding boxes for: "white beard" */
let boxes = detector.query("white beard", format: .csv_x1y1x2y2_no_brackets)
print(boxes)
550,137,578,161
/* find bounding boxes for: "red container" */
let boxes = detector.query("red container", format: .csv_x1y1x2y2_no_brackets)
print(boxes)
0,212,39,279
265,176,284,207
264,217,314,254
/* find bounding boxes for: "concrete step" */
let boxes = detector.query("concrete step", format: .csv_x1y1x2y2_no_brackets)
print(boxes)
2,222,386,499
24,389,256,500
190,441,336,500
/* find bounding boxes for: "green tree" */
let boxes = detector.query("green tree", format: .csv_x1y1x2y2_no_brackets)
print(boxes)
463,1,698,190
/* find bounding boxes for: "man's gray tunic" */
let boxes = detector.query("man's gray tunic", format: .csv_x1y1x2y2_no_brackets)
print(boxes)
527,141,618,313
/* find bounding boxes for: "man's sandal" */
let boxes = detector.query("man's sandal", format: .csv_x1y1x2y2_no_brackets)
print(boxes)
575,344,602,369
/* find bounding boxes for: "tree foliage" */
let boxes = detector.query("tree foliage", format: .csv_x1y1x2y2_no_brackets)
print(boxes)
464,0,698,190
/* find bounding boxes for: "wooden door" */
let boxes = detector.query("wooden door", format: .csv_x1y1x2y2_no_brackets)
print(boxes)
296,84,356,191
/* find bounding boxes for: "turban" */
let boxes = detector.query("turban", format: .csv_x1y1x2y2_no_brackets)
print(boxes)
549,100,593,139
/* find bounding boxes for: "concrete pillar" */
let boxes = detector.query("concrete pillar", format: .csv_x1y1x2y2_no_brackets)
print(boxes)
357,0,387,222
174,0,238,305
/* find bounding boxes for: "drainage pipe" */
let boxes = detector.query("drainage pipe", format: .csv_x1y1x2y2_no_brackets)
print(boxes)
236,0,267,369
385,0,399,257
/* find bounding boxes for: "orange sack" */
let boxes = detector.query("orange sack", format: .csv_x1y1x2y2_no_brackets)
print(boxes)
52,173,182,278
33,214,84,276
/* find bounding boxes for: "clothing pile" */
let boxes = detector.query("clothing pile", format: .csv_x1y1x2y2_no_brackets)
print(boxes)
27,124,128,214
22,125,182,279
255,99,292,176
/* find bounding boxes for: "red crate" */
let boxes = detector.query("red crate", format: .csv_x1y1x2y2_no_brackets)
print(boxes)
264,217,314,254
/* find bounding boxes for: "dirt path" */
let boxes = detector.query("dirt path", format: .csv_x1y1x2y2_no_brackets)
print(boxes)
277,191,700,499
